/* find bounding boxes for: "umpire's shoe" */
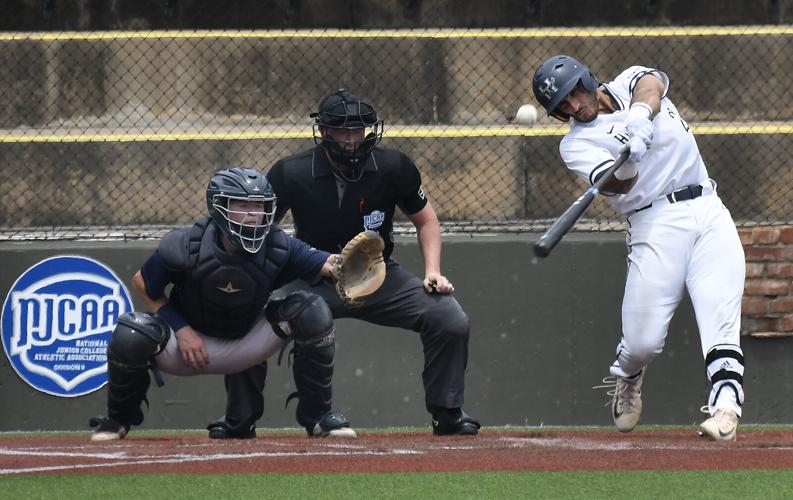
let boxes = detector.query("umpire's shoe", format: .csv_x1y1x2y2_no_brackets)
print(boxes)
432,408,481,436
307,411,357,438
89,416,130,442
207,417,256,439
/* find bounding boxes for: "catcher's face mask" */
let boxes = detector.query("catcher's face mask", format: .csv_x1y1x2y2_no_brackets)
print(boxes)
213,195,276,254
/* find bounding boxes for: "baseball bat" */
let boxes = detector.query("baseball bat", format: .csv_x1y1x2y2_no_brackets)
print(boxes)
533,149,630,258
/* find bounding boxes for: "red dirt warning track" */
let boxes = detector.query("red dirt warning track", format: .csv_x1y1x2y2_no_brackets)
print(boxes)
2,429,793,475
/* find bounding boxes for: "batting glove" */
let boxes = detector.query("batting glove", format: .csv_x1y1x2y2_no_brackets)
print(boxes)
626,102,654,163
613,145,638,180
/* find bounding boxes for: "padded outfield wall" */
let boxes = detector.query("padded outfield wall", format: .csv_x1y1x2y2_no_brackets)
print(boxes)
1,235,790,432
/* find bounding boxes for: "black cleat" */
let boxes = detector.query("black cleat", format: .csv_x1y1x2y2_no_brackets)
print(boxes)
431,408,481,436
207,417,256,439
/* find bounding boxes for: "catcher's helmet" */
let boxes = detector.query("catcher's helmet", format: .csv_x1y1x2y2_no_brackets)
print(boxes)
206,167,276,254
311,88,383,182
532,55,598,119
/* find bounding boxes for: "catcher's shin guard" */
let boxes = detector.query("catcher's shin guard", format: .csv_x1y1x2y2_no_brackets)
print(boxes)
267,290,338,431
103,312,170,427
291,340,336,431
106,359,151,426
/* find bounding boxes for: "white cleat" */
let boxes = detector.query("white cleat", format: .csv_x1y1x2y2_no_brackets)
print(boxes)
698,408,738,441
90,429,128,442
326,427,358,438
89,416,129,442
595,370,645,433
311,423,358,438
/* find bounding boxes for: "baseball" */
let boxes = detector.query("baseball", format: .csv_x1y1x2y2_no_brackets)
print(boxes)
515,104,538,126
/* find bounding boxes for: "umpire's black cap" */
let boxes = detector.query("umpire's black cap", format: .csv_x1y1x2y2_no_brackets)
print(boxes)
311,88,378,128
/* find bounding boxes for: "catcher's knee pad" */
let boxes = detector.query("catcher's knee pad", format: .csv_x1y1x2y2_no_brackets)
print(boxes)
109,312,171,368
705,344,745,411
265,290,335,348
106,312,170,426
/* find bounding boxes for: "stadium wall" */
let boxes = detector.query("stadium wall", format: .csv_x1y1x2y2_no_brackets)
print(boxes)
1,234,791,432
4,0,793,30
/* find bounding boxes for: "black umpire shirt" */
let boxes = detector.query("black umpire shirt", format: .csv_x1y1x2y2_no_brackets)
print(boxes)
267,145,428,261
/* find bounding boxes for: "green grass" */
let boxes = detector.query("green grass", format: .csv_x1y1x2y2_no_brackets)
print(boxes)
4,471,793,500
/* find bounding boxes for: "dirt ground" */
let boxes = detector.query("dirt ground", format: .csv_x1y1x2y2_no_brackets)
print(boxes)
2,429,792,475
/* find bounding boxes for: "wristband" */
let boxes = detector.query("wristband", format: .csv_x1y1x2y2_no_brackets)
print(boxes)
156,302,187,332
628,102,653,120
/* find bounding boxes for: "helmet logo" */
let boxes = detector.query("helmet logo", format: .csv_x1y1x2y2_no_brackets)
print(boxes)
538,76,559,101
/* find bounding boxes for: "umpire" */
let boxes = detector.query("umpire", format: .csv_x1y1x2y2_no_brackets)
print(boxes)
213,89,480,437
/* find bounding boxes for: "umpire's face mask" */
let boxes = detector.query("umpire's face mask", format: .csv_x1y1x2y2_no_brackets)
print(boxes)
315,123,382,182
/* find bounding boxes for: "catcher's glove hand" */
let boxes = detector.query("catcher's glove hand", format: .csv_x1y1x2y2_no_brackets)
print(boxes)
334,230,386,305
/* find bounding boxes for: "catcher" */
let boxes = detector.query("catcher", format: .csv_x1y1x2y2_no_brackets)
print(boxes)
207,89,480,440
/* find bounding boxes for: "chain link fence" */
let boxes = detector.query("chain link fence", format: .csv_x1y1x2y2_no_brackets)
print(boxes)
1,27,792,240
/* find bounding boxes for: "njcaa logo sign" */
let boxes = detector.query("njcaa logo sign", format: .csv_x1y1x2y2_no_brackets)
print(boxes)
1,256,133,397
363,210,385,230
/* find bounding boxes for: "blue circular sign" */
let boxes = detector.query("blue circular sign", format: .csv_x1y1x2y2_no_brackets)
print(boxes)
2,255,133,397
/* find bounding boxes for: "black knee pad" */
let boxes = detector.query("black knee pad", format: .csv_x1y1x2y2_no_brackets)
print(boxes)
265,290,334,347
109,312,171,368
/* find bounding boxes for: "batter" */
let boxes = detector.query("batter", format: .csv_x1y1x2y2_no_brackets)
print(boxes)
532,55,745,441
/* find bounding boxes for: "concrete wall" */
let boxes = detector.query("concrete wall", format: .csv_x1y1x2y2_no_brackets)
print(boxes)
1,234,791,432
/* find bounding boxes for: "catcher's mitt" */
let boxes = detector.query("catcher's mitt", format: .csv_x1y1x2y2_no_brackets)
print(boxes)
334,230,386,305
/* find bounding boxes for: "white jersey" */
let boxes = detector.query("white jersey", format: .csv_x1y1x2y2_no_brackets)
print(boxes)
560,66,709,214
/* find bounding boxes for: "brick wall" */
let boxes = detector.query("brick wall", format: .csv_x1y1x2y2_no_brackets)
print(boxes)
740,226,793,338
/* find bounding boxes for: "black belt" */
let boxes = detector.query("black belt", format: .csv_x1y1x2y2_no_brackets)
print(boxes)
635,184,704,213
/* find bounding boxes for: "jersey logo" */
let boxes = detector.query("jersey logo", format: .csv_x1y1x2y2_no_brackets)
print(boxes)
537,76,559,101
418,187,426,200
363,210,385,230
1,256,133,397
217,282,242,294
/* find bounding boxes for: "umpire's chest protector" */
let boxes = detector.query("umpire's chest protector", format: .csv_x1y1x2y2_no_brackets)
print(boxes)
170,219,289,339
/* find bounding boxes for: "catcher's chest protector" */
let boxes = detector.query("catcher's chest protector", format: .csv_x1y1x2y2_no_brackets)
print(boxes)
171,221,289,339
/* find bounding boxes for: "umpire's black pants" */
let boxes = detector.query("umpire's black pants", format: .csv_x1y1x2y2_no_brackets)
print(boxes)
221,260,471,429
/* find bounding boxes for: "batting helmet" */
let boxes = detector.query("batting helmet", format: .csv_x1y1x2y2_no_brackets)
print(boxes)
311,88,383,182
532,55,598,118
206,167,276,254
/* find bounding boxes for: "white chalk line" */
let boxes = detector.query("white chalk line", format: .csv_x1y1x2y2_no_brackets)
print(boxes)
500,437,793,451
0,447,422,475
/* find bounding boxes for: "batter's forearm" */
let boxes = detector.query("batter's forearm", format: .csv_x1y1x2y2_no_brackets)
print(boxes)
631,74,664,117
